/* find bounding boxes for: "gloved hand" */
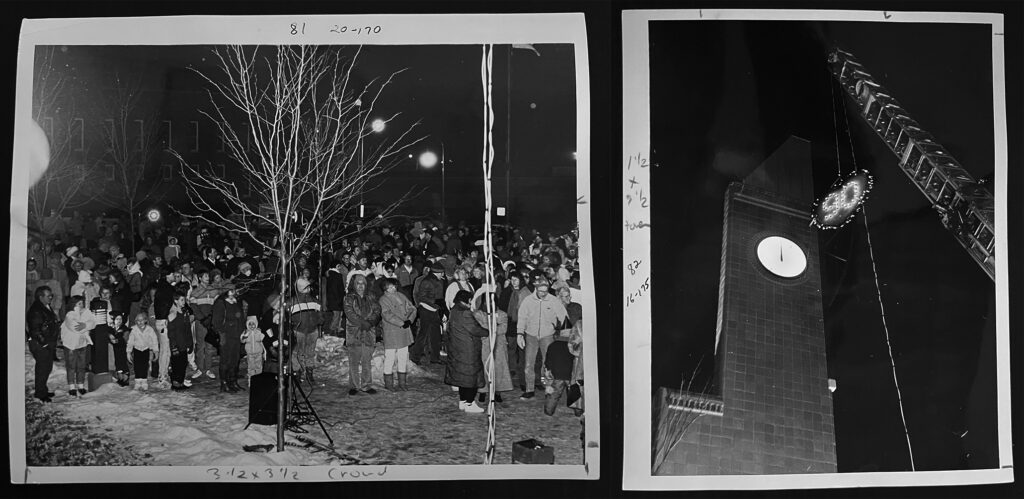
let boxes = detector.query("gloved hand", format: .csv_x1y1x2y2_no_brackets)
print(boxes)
402,320,412,329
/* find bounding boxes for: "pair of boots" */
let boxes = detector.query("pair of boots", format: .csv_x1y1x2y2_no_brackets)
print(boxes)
220,378,244,393
383,372,409,391
67,383,86,397
115,371,130,387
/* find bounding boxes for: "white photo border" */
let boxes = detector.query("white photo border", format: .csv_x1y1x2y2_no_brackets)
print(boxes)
9,13,598,483
621,8,1011,490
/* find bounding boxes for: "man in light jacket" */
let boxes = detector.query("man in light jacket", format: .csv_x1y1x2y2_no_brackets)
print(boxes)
516,277,567,400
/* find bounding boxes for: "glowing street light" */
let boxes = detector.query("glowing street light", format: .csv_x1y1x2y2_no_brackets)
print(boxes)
418,144,446,224
146,209,161,223
371,118,386,133
418,150,439,168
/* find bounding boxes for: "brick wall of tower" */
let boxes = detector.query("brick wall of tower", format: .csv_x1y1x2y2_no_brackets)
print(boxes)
658,182,836,475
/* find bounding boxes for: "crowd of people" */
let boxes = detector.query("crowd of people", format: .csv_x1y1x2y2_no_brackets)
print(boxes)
25,211,585,418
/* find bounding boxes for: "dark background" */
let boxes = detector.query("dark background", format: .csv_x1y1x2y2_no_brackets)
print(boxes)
1,0,1021,497
649,20,996,472
37,42,577,232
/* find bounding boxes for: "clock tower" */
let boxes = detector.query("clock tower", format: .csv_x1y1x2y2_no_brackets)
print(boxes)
657,137,838,475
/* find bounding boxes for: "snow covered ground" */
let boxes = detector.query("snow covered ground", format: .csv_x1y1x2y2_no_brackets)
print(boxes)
23,336,586,467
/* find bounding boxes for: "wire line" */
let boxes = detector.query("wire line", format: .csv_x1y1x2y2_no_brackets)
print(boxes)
838,88,916,471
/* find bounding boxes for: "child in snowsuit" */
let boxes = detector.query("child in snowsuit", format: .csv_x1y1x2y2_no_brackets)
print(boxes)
240,316,265,380
61,295,97,398
109,312,131,386
126,312,159,391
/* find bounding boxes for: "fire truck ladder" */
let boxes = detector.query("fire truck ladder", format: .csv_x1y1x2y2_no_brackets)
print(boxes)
827,48,995,282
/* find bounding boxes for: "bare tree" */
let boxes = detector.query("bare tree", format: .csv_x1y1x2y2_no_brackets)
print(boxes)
174,44,422,450
94,72,169,252
28,46,98,233
652,357,716,475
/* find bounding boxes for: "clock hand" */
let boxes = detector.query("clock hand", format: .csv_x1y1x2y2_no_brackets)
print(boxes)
780,243,784,263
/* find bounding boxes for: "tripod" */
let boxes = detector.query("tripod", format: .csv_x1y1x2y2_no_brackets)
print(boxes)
282,365,333,445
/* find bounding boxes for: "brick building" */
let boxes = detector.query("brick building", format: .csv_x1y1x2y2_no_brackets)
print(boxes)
655,137,837,475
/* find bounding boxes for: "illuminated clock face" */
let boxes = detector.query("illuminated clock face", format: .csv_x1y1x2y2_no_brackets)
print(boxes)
756,236,807,278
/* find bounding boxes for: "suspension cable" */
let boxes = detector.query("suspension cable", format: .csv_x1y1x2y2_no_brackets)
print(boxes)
839,89,916,471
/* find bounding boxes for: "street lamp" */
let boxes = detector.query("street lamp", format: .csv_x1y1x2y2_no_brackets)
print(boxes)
418,143,445,225
359,118,387,216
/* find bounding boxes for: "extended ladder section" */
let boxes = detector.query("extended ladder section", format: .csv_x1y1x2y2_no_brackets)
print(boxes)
828,48,995,281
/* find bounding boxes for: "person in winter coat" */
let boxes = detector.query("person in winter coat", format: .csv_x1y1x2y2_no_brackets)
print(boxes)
189,270,220,380
472,290,513,403
151,271,178,388
240,316,265,380
325,261,348,336
212,288,245,392
167,293,194,391
233,261,263,318
515,277,567,400
70,270,99,306
287,277,323,384
502,273,528,384
444,268,474,312
26,286,60,402
163,236,181,265
61,295,97,398
543,328,578,417
88,298,112,379
395,254,418,300
126,312,159,391
344,274,381,395
410,262,445,365
445,290,488,414
106,271,132,316
379,278,417,391
108,312,131,387
260,294,298,374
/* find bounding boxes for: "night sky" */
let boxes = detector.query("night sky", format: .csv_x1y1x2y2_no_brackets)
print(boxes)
649,21,998,472
39,43,577,231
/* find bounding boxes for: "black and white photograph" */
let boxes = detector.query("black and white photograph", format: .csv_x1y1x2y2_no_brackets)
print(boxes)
9,14,598,482
622,10,1011,489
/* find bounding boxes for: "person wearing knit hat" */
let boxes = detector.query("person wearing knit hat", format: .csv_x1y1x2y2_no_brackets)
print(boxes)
135,250,148,262
288,276,322,384
65,246,79,258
